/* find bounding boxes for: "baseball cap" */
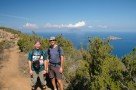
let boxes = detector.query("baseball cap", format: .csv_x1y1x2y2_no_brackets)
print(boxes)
49,36,56,41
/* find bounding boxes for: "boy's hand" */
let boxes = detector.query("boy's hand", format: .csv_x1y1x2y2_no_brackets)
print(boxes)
29,70,33,75
43,70,47,74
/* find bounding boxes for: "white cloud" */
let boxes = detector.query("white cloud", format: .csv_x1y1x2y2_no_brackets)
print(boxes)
98,25,108,29
88,24,109,29
23,23,38,29
88,25,93,28
22,21,108,30
44,21,86,29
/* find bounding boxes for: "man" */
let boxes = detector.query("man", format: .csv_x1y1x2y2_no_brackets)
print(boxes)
28,41,48,90
48,37,64,90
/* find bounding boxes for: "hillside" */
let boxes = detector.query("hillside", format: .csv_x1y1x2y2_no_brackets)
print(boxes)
1,27,136,90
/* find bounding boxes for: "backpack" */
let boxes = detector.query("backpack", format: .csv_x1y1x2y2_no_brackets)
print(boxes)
47,45,61,63
32,49,43,70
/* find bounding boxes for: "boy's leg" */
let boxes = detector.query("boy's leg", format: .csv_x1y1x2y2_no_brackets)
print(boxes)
39,70,46,86
39,70,47,89
31,71,38,88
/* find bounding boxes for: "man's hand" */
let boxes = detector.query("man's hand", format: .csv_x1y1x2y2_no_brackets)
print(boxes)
59,67,63,73
29,70,33,75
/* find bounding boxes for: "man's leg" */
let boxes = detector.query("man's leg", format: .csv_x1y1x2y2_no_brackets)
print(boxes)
39,70,46,88
55,66,63,90
31,71,38,89
57,79,63,90
52,78,57,90
49,65,57,90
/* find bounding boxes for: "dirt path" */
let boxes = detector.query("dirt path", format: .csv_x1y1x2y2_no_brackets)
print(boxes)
0,30,52,90
0,45,31,90
0,30,31,90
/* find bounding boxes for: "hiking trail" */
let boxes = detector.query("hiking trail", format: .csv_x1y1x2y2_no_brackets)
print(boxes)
0,29,31,90
0,30,51,90
0,45,31,90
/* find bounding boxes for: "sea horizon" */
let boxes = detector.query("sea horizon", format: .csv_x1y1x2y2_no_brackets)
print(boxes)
24,30,136,58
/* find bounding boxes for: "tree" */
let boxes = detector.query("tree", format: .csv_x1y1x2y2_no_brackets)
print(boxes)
88,37,125,90
122,48,136,89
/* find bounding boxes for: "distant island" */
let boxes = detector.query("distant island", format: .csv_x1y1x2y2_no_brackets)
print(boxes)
107,35,122,40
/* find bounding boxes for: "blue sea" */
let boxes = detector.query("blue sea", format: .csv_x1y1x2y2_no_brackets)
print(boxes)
27,31,136,58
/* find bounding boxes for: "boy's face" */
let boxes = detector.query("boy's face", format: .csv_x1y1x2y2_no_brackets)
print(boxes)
34,42,41,49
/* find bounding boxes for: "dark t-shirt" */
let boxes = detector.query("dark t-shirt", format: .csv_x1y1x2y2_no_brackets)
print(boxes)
48,46,64,63
28,49,47,72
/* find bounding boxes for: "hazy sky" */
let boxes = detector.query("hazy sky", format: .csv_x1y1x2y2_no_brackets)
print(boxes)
0,0,136,32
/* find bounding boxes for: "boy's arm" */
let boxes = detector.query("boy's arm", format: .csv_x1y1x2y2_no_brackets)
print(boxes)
28,51,33,75
28,60,32,71
43,50,49,72
28,60,33,75
44,60,48,72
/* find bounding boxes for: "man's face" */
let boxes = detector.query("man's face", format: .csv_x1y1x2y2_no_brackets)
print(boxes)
49,40,56,46
34,42,41,49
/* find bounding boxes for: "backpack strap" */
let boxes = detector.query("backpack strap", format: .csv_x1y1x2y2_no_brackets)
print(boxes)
47,48,51,59
57,45,61,58
48,45,61,60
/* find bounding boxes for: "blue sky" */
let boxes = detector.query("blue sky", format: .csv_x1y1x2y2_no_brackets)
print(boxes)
0,0,136,32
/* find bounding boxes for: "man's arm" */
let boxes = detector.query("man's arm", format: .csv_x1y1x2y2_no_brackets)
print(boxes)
60,56,64,68
59,47,64,73
60,55,64,73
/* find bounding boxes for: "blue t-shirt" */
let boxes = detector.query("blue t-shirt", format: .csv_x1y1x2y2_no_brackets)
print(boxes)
48,46,64,63
28,49,47,72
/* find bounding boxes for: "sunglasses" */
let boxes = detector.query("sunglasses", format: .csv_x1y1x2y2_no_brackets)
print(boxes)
49,40,56,42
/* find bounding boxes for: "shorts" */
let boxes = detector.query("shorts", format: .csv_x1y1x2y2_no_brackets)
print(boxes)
48,65,62,80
